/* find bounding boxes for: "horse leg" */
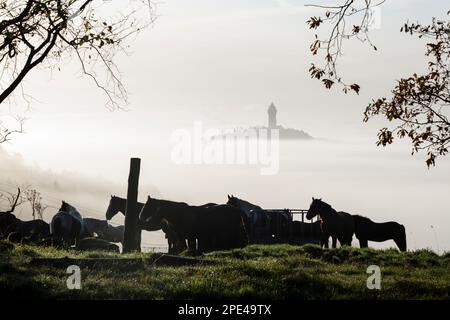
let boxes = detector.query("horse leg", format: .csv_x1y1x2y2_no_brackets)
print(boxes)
322,235,329,248
180,239,187,252
332,237,337,248
359,238,368,248
187,238,197,253
174,238,185,254
394,236,407,252
197,237,206,253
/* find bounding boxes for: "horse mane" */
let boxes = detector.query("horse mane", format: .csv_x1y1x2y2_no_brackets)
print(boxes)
151,197,189,208
110,196,144,210
230,196,263,211
353,214,372,223
317,199,335,214
60,201,77,213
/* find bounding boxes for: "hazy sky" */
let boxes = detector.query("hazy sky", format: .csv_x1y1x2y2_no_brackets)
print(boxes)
1,0,449,252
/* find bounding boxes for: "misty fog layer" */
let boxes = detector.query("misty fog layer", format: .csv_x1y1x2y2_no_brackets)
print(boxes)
2,134,450,252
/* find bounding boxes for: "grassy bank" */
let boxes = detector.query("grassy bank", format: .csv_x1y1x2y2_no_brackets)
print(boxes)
0,240,449,299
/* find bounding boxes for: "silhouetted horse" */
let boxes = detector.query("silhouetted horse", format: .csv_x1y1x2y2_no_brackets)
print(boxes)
267,209,292,241
160,218,188,254
292,220,323,243
226,195,271,242
106,195,217,252
139,196,248,252
106,195,215,228
0,212,18,237
353,215,407,252
83,218,125,244
105,195,145,222
0,212,50,241
105,195,188,251
50,201,86,246
306,198,354,248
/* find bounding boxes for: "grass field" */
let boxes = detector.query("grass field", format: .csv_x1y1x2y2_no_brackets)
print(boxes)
0,240,449,299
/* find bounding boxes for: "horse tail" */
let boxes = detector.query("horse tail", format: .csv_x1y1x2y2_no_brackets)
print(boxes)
237,208,251,237
395,224,407,252
50,216,63,237
238,216,249,247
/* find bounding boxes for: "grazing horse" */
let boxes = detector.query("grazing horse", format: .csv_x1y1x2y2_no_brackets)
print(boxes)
0,212,50,241
83,218,125,244
226,195,271,242
306,198,354,248
139,196,248,252
353,215,407,252
50,201,86,246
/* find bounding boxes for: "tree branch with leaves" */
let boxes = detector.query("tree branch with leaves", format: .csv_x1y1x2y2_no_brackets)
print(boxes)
364,16,450,167
0,0,156,142
306,0,385,94
0,187,23,214
307,1,450,166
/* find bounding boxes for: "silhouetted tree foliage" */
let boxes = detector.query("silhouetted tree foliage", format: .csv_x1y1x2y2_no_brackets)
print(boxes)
364,17,450,167
306,0,384,94
25,188,46,220
0,187,22,214
307,1,450,167
0,0,155,142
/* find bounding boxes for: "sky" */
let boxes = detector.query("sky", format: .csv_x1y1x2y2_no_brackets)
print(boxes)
1,0,449,252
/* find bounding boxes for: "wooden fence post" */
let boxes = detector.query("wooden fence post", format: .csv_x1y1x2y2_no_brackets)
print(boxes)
123,158,141,253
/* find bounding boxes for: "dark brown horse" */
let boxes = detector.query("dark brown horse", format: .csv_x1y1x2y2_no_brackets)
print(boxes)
353,215,407,252
139,196,248,252
306,198,354,248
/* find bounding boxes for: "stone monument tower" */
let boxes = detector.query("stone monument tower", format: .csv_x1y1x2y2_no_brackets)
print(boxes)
268,102,277,128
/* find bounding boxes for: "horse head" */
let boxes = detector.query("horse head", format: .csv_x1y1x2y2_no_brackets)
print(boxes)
226,194,238,207
0,212,18,236
306,197,323,220
139,196,163,230
60,201,78,214
105,195,125,220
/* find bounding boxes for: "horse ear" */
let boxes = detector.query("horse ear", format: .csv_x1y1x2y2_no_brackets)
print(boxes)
228,195,231,199
319,198,322,201
312,197,314,201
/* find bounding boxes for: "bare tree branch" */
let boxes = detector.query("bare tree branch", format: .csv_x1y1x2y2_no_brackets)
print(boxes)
0,0,156,142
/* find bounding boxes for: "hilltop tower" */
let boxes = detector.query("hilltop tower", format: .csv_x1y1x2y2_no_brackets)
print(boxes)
268,102,277,128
